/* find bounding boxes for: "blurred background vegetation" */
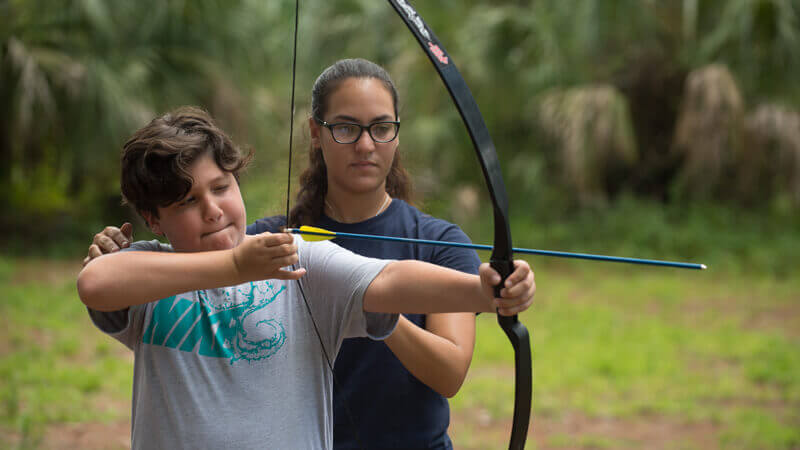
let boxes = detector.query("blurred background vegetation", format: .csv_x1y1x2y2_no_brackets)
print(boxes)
2,0,800,273
2,1,799,449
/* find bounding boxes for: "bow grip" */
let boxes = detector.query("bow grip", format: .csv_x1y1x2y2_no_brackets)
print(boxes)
490,258,514,298
492,258,533,450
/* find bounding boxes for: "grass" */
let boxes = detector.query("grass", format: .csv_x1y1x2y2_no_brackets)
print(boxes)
0,200,798,449
457,195,800,277
449,263,800,449
0,259,132,449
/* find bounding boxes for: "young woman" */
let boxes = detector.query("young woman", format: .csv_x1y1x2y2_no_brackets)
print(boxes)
86,59,535,449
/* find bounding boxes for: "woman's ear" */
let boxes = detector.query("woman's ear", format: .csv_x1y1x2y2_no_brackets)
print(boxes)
141,211,163,236
309,117,321,149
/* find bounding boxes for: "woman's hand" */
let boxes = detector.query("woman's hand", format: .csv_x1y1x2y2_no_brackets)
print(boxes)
82,223,134,267
479,259,536,316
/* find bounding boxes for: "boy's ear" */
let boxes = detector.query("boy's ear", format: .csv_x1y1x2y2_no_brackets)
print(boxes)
141,211,163,236
308,117,321,148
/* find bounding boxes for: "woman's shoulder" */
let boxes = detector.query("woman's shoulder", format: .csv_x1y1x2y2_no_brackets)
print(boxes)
247,215,287,235
391,200,470,241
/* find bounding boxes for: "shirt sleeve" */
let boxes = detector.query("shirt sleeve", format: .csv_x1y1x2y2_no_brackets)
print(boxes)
295,237,398,342
420,217,482,275
85,239,169,349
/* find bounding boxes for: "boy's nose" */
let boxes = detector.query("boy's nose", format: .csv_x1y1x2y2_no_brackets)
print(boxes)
203,199,224,222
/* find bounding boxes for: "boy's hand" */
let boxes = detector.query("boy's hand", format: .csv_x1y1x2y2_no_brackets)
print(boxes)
479,260,535,316
83,223,134,267
231,232,305,281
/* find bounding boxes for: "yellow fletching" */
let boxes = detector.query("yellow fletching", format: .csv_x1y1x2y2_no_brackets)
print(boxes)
296,225,336,241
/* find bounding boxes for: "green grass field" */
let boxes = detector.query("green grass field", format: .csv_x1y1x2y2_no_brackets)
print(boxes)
0,255,797,449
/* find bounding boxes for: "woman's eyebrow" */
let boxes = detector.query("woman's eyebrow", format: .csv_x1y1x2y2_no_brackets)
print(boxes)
331,114,395,123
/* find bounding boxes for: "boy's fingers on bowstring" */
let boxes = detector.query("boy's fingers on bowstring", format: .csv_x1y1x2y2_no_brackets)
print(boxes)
256,231,296,248
270,252,299,268
274,267,306,281
269,242,298,260
248,233,295,259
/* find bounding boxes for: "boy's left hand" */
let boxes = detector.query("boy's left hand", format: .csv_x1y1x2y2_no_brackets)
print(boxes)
479,260,535,316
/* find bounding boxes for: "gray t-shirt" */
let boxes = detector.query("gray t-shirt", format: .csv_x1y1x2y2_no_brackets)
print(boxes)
89,237,397,450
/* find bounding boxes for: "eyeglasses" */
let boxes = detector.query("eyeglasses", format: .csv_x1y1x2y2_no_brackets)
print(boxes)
315,118,400,144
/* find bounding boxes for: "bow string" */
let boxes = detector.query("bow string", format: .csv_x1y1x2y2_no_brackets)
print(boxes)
285,2,533,448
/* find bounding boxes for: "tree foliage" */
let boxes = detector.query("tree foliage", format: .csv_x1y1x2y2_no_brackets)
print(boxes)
2,0,798,239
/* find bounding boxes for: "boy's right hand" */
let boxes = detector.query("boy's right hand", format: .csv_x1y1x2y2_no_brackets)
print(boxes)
83,223,134,267
231,232,306,281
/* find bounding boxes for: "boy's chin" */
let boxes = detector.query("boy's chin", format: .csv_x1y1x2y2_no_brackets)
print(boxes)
200,229,243,251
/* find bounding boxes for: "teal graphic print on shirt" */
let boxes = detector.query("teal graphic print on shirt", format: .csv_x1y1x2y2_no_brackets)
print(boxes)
141,280,286,364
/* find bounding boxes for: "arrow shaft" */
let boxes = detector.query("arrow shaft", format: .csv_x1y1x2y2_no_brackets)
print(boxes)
287,228,706,270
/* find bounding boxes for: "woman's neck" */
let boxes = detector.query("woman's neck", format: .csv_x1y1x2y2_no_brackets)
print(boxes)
325,186,392,224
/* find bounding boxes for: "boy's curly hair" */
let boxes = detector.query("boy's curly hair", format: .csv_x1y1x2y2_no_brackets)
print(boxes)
120,106,253,218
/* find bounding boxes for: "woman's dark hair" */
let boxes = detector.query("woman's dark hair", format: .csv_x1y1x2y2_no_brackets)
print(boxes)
289,58,413,226
120,106,253,218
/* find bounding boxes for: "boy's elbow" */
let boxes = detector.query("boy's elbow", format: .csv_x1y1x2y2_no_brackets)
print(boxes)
77,267,110,310
362,263,397,313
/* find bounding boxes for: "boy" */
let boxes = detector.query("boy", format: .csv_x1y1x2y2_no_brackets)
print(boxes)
77,107,534,449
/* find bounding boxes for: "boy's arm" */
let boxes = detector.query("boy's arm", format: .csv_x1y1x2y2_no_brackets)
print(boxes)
363,259,535,316
77,233,304,311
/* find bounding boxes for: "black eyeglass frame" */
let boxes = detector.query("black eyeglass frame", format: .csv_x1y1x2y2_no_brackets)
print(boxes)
314,118,401,144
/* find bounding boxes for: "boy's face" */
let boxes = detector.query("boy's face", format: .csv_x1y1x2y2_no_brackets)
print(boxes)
143,153,246,253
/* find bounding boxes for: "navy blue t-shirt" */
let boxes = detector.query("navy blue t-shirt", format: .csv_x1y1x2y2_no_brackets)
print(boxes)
247,199,481,449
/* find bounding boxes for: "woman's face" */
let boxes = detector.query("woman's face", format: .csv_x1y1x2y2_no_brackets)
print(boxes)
310,77,398,196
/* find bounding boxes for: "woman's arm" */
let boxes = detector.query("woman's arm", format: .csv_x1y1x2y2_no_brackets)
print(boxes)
365,259,534,396
383,313,475,398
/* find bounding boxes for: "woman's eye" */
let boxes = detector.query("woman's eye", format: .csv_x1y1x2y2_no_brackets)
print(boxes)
336,124,358,135
372,124,391,136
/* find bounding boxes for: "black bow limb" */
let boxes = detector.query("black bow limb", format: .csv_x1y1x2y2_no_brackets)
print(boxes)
386,1,533,448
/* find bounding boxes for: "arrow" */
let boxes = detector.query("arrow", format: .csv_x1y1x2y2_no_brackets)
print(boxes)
286,226,707,270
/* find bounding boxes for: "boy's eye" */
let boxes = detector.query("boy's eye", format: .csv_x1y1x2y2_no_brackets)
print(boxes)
213,184,229,193
178,196,196,207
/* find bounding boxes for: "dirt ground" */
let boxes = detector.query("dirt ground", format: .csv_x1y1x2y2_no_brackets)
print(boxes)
32,412,719,450
450,410,719,449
